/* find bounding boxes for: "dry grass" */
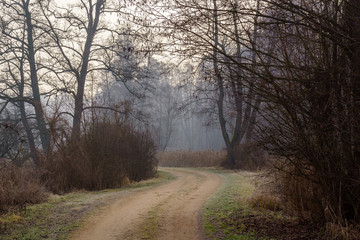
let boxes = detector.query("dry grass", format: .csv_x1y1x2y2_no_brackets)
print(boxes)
245,170,284,213
157,150,225,167
249,193,282,212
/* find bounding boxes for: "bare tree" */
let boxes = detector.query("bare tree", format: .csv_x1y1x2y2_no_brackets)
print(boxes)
152,76,179,151
37,0,110,140
0,0,52,162
211,0,261,167
138,0,262,167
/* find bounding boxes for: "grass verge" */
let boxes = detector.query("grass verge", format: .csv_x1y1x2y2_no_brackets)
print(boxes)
202,171,323,240
203,172,261,240
0,170,174,240
137,203,163,240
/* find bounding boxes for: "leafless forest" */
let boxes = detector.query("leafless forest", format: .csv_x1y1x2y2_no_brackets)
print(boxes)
0,0,360,238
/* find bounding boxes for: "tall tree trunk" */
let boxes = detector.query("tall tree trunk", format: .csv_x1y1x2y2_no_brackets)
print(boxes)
213,0,234,168
19,102,38,164
229,1,244,147
24,0,51,153
71,0,104,140
18,55,39,165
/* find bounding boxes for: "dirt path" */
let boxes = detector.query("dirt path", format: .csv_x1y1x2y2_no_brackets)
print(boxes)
70,168,223,240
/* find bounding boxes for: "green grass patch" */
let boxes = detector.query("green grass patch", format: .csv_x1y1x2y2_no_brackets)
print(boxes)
202,170,322,240
0,170,174,240
137,204,162,240
129,170,176,189
134,171,177,240
203,172,269,240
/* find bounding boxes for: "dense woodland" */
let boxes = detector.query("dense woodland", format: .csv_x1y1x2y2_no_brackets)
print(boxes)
0,0,360,238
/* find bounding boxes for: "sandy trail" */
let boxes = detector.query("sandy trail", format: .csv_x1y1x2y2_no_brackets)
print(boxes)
71,168,222,240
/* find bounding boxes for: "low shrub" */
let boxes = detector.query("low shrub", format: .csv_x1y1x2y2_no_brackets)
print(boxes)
0,161,48,213
42,116,157,193
157,150,225,167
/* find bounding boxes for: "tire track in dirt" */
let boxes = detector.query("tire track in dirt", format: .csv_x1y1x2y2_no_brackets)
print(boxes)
70,168,223,240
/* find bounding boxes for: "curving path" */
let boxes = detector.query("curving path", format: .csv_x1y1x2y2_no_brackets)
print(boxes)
71,168,223,240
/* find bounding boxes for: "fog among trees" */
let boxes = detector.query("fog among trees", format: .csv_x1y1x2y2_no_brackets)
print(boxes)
1,0,360,232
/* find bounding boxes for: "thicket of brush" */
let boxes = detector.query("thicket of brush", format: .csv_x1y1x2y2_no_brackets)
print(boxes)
248,1,360,238
42,115,157,194
0,123,48,212
157,150,225,167
250,163,360,239
0,111,157,210
273,164,360,239
0,161,48,212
